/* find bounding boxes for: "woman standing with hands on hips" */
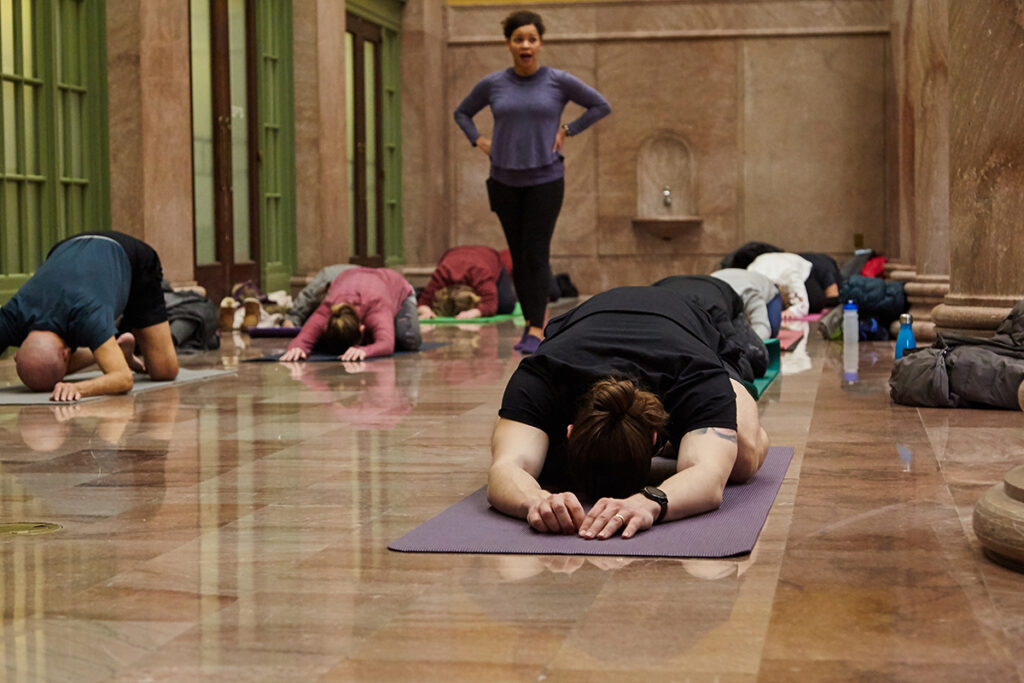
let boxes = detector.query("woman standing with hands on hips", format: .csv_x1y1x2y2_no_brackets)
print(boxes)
454,10,611,354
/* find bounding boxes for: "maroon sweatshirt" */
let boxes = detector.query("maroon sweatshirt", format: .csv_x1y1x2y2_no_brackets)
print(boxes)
418,246,504,317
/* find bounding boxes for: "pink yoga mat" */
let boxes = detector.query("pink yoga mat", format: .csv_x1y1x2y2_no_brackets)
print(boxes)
777,328,804,351
389,446,793,558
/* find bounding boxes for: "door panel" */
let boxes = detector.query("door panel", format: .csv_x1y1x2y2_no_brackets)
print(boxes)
346,12,384,267
191,0,259,303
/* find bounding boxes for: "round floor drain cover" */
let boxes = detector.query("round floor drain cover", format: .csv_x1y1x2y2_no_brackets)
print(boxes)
0,522,62,536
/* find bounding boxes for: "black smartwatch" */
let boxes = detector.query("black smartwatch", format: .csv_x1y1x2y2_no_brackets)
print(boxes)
641,486,668,523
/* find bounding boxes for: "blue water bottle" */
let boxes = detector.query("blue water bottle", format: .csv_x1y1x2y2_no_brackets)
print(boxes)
894,313,916,359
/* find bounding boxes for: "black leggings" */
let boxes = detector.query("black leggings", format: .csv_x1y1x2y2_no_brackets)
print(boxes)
486,177,565,327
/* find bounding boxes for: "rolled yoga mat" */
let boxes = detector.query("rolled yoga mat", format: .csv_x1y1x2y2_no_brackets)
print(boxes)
389,446,793,558
0,367,236,405
243,340,451,362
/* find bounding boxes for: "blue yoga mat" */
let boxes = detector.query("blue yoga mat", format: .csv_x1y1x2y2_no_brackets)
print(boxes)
389,446,793,558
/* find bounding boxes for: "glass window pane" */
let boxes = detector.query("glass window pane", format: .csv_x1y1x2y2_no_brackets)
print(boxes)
1,0,14,74
21,0,33,77
64,184,82,233
4,185,18,263
190,0,215,265
346,32,354,255
364,41,377,256
59,0,81,86
25,180,38,235
23,82,36,174
67,91,82,177
3,80,16,172
228,0,250,263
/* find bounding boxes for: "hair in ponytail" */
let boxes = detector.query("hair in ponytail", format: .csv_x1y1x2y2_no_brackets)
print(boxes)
432,285,481,317
320,303,362,352
566,378,669,501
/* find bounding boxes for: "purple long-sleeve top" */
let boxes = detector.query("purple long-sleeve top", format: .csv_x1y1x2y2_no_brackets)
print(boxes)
454,66,611,186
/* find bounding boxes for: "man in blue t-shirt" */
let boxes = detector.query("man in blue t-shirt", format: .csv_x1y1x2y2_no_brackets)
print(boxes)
0,231,179,401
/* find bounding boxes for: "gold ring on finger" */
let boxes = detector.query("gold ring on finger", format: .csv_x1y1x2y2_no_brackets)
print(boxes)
613,513,626,525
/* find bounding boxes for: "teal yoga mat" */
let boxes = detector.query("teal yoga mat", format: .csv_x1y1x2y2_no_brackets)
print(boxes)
744,337,780,399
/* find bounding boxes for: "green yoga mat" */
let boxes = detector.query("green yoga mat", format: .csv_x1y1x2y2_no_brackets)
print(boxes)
420,303,524,325
744,338,780,399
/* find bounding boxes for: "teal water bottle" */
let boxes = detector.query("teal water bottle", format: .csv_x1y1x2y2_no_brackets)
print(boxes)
894,313,916,359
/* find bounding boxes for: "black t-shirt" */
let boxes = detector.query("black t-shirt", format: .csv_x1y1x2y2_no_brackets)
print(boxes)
499,287,738,490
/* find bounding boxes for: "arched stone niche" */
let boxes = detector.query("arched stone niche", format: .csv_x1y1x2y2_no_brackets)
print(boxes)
632,132,702,240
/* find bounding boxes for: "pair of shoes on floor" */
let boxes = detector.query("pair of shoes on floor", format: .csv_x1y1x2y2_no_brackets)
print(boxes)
242,298,261,329
219,298,239,330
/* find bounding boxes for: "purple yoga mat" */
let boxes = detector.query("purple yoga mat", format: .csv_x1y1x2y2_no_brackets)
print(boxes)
389,446,793,558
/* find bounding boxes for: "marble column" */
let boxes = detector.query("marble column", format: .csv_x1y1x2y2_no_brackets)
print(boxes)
932,0,1024,335
400,0,450,269
292,0,350,279
106,0,195,285
889,0,951,341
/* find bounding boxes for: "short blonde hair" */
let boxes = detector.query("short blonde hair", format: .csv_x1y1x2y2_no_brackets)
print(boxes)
432,285,481,317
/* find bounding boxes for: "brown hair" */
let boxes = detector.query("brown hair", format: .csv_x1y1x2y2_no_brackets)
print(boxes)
320,303,362,352
566,378,669,501
432,285,481,318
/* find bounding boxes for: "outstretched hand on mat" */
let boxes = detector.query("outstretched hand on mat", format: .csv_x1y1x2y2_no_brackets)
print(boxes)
526,492,585,534
279,348,307,362
339,347,367,362
578,495,659,540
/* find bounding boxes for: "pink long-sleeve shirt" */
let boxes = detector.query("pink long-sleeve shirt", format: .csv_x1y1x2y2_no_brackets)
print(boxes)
287,267,413,358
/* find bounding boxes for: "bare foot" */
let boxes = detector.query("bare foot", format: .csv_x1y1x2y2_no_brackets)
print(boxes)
117,333,147,373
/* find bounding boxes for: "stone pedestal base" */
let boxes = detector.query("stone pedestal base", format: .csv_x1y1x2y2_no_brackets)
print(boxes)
932,293,1018,337
974,466,1024,573
897,275,949,342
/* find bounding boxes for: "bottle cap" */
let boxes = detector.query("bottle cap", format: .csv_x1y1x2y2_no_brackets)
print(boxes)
899,313,913,325
844,300,857,310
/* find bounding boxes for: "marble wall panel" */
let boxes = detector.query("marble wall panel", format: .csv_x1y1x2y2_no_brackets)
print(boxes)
946,0,1024,303
440,1,892,294
106,0,144,242
591,1,885,37
596,39,739,256
107,0,194,284
292,1,324,276
447,1,884,41
742,36,887,254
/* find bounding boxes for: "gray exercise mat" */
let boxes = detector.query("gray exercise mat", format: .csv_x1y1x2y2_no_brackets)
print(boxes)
389,446,793,558
0,367,235,405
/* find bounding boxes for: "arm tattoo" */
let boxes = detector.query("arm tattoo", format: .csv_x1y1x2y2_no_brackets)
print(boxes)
694,427,737,444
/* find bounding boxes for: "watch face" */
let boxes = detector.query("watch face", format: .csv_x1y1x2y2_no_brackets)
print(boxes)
643,486,667,503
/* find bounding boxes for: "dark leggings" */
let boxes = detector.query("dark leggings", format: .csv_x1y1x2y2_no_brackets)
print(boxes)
486,177,565,328
496,266,516,315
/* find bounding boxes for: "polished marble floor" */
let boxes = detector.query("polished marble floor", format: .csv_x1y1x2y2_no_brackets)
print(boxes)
0,308,1022,681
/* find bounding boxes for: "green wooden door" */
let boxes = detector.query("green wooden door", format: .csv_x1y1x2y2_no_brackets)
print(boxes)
0,0,109,304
